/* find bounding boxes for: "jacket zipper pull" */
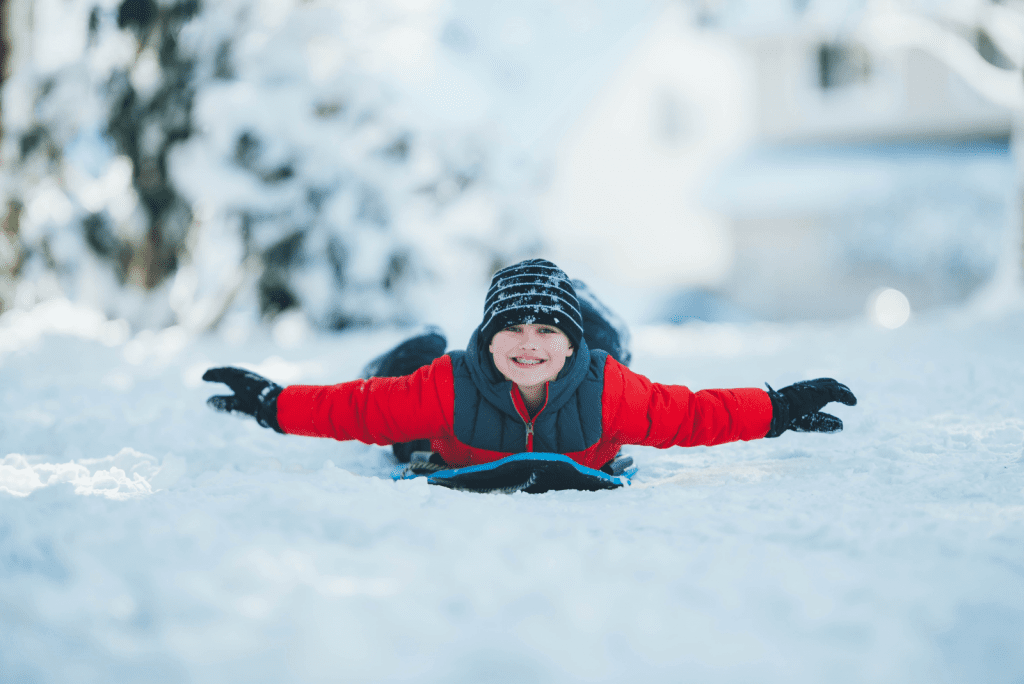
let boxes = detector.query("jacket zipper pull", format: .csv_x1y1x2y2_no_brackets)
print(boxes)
525,421,534,451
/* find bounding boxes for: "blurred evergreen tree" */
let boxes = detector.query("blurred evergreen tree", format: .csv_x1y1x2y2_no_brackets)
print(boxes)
0,0,538,329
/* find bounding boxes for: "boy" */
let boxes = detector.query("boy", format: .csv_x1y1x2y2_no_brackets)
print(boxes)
204,259,856,472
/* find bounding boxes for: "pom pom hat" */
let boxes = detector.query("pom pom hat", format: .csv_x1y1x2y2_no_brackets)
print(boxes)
480,259,584,348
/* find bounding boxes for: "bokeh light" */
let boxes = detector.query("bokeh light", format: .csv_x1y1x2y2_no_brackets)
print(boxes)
870,287,911,329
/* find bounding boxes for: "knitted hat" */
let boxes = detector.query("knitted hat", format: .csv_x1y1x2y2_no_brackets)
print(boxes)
480,259,584,348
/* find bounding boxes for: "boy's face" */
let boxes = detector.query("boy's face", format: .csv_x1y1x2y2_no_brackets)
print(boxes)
489,323,574,390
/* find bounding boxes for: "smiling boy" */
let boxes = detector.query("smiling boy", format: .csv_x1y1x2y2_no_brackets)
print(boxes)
489,322,573,416
204,259,857,472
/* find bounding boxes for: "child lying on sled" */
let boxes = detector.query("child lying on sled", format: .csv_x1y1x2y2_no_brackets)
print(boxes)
203,259,857,474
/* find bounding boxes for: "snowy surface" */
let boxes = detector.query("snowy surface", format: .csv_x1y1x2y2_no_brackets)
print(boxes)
2,298,1024,683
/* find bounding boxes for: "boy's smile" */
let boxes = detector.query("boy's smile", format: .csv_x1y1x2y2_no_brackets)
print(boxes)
488,323,574,392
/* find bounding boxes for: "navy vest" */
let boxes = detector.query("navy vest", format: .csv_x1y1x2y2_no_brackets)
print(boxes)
448,330,607,454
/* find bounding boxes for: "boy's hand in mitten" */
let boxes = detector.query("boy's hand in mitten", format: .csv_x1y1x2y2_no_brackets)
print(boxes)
765,378,857,437
203,367,285,433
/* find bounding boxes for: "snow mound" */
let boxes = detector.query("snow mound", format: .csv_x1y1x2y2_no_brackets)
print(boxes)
0,448,185,500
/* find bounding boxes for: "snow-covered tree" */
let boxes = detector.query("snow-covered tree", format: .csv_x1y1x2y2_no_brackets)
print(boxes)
0,0,539,329
858,0,1023,112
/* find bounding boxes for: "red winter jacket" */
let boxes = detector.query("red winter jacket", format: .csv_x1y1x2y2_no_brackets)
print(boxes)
277,352,773,471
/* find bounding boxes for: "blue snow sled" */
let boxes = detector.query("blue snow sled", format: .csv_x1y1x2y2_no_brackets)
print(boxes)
393,452,634,494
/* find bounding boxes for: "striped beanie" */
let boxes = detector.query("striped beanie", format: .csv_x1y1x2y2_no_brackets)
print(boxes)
480,259,584,348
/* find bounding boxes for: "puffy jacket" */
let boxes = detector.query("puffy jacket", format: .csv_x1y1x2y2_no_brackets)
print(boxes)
276,333,774,470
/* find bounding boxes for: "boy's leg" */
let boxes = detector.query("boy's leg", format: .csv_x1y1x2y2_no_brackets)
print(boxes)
360,327,447,379
361,328,447,462
571,279,632,367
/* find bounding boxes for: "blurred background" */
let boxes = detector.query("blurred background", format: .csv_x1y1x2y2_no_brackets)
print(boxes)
1,0,1022,342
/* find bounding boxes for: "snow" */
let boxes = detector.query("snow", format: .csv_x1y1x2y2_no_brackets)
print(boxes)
2,297,1024,683
2,1,1023,680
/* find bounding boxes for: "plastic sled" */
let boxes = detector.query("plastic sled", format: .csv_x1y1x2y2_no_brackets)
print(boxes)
393,452,633,494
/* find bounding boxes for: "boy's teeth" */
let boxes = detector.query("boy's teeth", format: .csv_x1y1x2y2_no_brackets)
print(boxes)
515,358,542,364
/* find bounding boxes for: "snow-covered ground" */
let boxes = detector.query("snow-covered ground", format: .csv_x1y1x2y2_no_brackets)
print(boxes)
2,297,1024,683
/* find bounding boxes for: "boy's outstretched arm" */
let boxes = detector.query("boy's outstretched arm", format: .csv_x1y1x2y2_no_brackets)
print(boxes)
605,359,857,448
203,367,285,433
203,358,452,446
764,378,858,437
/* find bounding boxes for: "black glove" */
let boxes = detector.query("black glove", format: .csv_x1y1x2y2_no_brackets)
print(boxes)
203,367,285,433
765,378,857,438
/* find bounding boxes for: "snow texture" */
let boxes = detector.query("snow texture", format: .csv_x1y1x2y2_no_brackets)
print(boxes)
2,297,1024,683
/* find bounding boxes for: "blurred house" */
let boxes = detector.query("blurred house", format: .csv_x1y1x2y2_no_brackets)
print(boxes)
708,26,1016,321
745,29,1012,144
543,6,1018,323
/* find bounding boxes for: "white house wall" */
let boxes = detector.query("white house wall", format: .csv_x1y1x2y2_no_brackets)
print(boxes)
540,4,756,290
746,33,1013,144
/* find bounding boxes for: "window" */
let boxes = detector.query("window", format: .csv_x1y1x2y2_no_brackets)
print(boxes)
817,42,872,90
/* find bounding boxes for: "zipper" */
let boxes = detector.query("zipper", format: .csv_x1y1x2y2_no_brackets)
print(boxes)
510,384,548,453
